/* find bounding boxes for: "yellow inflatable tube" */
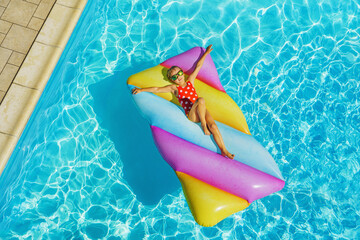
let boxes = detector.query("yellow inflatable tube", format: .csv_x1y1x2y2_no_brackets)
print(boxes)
176,171,249,227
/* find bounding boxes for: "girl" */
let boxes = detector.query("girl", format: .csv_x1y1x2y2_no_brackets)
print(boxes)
132,45,234,159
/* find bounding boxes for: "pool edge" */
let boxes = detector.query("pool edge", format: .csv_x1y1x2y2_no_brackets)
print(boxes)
0,0,89,176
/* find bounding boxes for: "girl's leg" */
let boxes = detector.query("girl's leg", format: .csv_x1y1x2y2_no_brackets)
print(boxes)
188,98,234,159
188,97,210,135
204,110,235,159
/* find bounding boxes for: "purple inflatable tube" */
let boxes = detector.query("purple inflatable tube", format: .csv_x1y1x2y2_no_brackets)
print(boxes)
151,126,285,203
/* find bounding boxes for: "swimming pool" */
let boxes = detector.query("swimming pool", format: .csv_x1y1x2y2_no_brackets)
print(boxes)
0,0,359,238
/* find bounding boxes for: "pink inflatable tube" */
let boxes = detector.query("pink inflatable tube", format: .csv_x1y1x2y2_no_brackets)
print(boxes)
160,47,226,92
151,126,285,203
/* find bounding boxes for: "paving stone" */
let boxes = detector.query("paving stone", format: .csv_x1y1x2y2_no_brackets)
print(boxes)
1,24,37,54
8,51,25,66
26,0,41,4
0,63,18,91
0,6,5,16
0,33,4,44
28,16,44,31
0,0,10,7
1,0,37,27
0,46,11,71
34,0,56,19
0,19,11,34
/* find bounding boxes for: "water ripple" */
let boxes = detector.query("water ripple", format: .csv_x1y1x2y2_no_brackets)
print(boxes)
0,0,359,238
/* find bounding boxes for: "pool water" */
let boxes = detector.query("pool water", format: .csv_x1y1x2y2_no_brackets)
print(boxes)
0,0,359,238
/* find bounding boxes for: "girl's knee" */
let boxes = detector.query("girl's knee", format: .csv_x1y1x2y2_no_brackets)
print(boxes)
208,123,218,132
197,97,205,104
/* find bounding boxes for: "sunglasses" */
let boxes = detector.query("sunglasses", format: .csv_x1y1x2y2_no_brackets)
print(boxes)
170,70,184,81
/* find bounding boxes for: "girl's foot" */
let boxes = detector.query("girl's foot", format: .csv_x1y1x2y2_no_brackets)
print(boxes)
221,150,235,159
201,123,211,135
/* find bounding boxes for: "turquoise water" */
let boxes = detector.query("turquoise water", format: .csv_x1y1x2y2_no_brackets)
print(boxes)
0,0,359,238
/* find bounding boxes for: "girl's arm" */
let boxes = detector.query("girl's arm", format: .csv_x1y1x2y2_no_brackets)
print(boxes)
187,45,213,85
132,84,176,95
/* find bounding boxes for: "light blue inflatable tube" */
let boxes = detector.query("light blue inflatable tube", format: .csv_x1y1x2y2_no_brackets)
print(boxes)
129,85,284,180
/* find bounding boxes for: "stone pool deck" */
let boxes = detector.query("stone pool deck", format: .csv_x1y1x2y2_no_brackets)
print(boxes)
0,0,87,175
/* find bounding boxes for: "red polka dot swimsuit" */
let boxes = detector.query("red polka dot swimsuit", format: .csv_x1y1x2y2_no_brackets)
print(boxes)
176,81,198,116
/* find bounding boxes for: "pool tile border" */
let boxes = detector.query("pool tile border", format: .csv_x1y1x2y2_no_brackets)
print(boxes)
0,0,88,176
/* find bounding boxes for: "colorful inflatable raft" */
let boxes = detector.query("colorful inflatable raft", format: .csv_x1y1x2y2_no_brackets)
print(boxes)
127,47,285,227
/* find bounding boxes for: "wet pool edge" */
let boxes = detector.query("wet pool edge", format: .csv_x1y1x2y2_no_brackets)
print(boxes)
0,0,89,177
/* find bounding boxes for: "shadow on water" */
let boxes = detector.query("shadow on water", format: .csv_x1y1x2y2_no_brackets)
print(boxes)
89,63,180,206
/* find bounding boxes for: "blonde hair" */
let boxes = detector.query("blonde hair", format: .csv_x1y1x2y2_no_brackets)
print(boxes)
167,66,181,80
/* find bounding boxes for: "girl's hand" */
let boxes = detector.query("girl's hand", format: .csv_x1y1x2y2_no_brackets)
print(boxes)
132,87,142,95
205,44,213,54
